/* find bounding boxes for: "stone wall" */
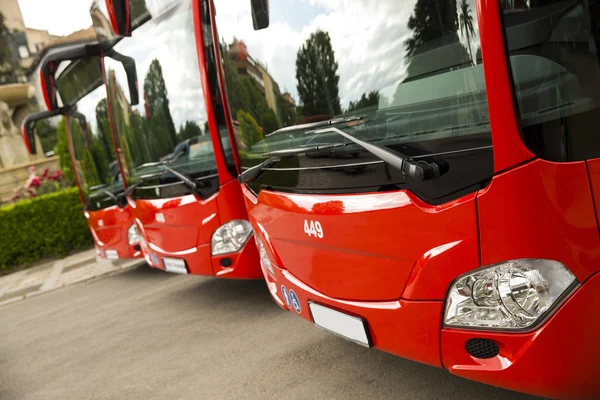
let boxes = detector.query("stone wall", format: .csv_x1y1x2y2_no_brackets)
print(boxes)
0,156,59,202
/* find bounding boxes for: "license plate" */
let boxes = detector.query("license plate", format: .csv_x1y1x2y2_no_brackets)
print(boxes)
105,250,119,260
309,302,371,347
163,258,188,274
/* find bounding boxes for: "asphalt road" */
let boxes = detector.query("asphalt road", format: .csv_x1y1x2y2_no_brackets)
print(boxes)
0,264,541,400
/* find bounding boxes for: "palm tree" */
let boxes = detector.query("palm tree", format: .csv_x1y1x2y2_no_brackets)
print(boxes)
459,0,475,62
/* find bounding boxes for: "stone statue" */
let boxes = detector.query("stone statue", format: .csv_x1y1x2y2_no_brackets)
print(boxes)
0,101,19,137
0,100,32,167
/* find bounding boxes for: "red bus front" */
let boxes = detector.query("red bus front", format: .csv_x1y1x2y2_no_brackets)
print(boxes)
63,88,141,261
212,0,600,397
95,0,261,277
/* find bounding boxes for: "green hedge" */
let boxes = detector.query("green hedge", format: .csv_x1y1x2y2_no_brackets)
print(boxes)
0,188,93,269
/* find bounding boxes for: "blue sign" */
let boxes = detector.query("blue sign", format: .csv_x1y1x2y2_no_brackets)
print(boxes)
151,254,159,266
289,289,301,314
281,285,292,309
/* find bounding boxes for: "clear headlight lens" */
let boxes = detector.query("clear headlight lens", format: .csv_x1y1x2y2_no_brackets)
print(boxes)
444,259,577,330
127,224,141,245
255,237,274,276
211,220,253,255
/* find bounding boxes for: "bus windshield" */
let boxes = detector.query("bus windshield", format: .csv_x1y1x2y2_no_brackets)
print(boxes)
501,0,600,162
216,0,493,203
103,0,220,200
66,85,125,211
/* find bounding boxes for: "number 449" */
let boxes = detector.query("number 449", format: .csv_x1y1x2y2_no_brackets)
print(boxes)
304,220,324,239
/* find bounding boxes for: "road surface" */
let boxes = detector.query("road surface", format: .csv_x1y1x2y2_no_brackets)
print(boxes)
0,264,541,400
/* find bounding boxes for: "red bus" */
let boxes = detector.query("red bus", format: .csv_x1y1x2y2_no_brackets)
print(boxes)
82,0,262,277
211,0,600,398
23,43,143,260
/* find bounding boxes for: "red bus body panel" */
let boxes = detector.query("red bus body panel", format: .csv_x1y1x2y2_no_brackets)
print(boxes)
478,159,600,284
134,187,261,278
442,272,600,400
252,190,479,301
86,204,140,259
586,158,600,229
213,0,600,397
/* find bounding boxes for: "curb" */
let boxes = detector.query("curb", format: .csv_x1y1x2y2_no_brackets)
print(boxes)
0,260,145,308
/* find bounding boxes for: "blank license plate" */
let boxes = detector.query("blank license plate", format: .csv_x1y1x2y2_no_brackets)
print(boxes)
163,258,188,274
105,250,119,260
309,303,371,347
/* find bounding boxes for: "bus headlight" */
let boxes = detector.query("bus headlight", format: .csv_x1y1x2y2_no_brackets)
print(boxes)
128,224,141,245
255,237,274,276
444,259,577,330
211,220,253,255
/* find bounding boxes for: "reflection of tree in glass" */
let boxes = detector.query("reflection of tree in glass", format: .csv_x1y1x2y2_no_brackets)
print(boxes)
238,110,263,149
35,118,59,153
178,120,203,141
95,98,115,160
405,0,458,59
459,0,475,61
403,0,472,81
261,109,279,136
143,59,177,150
55,118,75,185
220,41,279,134
277,95,296,127
296,30,341,117
347,91,380,113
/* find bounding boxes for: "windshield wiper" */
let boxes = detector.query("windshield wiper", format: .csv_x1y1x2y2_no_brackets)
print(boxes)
238,126,448,184
237,142,352,183
159,164,200,196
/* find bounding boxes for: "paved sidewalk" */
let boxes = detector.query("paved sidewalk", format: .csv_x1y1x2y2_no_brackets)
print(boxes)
0,249,145,307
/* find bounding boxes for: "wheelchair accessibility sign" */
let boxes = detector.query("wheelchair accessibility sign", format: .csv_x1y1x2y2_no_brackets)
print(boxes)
281,285,301,314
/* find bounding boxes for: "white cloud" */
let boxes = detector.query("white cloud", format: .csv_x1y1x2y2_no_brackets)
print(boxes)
214,0,417,109
106,2,208,130
18,0,93,36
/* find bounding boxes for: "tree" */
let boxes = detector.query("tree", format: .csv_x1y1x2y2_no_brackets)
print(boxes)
261,109,280,136
95,98,115,159
143,59,177,148
296,30,341,117
237,110,263,149
35,118,59,154
178,120,203,141
459,0,475,61
403,0,469,81
347,91,380,113
405,0,458,59
0,12,20,84
277,95,296,127
55,118,75,186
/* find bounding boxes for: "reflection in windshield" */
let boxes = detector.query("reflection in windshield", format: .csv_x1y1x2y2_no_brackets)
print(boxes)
103,0,219,199
55,85,125,211
216,0,493,201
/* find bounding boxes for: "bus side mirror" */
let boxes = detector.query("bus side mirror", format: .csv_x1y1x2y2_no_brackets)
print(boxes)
250,0,269,30
39,43,102,111
107,0,131,36
91,0,150,40
106,50,139,105
21,110,63,155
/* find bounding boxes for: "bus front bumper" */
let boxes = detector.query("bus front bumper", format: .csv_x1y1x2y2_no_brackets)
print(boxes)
140,236,261,279
96,241,141,260
263,260,600,399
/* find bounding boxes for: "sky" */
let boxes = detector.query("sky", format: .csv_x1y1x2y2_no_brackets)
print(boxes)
24,0,481,139
18,0,93,36
215,0,480,110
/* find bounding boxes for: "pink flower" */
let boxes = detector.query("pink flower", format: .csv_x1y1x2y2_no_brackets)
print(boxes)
30,177,41,187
